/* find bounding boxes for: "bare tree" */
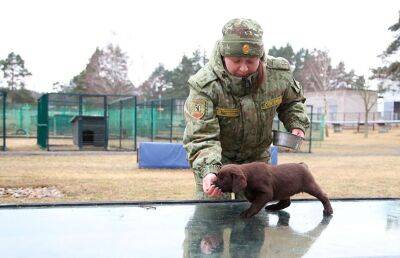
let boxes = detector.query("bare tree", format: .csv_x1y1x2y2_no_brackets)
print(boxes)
299,49,357,137
353,76,378,138
71,44,134,95
136,64,168,101
299,49,333,137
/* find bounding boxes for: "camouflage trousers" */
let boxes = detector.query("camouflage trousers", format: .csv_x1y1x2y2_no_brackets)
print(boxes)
193,156,270,200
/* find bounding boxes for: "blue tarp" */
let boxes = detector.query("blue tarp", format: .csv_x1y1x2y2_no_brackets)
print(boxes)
270,146,278,165
138,142,278,169
138,142,190,169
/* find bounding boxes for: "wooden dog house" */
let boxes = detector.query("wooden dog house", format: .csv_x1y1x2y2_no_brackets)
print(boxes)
71,115,107,148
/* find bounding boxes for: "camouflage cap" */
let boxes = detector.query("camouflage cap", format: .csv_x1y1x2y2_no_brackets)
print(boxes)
219,18,264,57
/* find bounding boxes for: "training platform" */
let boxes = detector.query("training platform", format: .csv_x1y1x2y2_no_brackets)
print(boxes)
0,199,399,257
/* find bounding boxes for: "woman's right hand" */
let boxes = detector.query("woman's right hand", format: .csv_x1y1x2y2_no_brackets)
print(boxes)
203,173,223,197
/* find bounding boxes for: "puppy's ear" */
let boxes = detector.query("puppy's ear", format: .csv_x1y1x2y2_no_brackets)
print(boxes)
231,168,247,193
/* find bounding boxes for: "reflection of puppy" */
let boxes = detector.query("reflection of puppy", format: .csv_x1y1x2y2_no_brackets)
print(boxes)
214,162,333,218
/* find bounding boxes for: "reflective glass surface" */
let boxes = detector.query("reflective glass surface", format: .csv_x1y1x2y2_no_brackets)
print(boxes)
0,200,399,257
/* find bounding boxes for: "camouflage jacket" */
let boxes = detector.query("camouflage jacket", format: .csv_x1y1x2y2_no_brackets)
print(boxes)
183,42,310,178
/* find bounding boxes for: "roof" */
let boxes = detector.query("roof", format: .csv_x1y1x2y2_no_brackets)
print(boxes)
70,115,106,123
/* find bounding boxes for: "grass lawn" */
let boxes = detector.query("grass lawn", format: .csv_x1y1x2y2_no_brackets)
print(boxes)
1,127,400,204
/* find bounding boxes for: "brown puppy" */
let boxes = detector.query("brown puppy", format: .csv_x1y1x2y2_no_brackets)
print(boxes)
214,162,333,218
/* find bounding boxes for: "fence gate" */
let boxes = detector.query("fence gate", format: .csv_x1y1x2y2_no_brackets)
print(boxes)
108,96,137,151
37,94,48,149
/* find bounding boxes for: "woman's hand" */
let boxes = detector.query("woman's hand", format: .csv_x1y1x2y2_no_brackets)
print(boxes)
291,128,305,138
203,173,223,197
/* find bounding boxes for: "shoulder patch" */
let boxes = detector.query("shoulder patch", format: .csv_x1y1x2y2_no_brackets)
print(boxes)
265,56,291,71
189,99,207,120
188,65,218,89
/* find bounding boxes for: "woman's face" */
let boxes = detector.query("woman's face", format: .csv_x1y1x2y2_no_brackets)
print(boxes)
223,56,260,77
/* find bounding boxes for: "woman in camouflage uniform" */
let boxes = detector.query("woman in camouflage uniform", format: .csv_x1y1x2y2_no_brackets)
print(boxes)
183,18,310,199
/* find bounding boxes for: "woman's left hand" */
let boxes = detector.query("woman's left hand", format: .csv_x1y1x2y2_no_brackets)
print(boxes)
291,128,305,138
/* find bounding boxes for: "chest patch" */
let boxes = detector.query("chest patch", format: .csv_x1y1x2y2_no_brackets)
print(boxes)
216,107,240,117
261,96,282,110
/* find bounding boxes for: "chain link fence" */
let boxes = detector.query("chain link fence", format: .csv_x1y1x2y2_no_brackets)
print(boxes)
1,94,337,153
136,98,185,145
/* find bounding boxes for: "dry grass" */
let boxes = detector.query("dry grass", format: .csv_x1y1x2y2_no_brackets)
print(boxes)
1,127,400,204
4,138,40,151
0,155,194,203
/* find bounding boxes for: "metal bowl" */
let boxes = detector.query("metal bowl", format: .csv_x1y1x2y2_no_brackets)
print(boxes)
272,130,304,150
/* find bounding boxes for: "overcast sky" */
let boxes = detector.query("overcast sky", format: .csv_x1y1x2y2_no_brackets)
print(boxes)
1,0,399,92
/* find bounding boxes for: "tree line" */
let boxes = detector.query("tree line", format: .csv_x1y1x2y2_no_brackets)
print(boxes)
1,12,398,106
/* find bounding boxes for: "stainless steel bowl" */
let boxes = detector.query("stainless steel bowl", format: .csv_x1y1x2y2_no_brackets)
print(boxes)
272,130,304,150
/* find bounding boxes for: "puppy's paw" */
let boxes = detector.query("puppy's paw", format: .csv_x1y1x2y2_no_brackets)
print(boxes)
323,208,333,216
265,200,291,212
265,204,280,212
240,209,253,219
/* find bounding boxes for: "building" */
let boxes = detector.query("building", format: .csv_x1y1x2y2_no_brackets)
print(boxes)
304,88,378,123
378,90,400,120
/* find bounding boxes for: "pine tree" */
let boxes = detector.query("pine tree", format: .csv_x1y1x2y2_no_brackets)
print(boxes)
293,48,312,84
163,49,206,99
267,43,296,64
267,45,314,86
330,62,356,89
371,11,400,91
0,52,32,91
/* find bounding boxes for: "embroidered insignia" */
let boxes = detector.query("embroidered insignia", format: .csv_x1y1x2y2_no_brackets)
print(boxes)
190,99,207,119
242,44,250,55
216,107,240,117
261,96,283,110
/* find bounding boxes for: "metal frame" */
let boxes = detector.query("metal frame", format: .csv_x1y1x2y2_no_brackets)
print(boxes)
169,99,174,143
1,91,6,151
307,104,314,153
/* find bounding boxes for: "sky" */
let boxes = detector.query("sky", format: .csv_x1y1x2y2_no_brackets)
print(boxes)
0,0,399,93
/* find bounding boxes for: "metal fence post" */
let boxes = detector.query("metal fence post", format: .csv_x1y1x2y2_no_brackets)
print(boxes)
46,94,49,151
79,95,83,116
309,105,313,153
119,99,123,149
104,96,108,151
78,95,83,150
2,92,6,151
134,96,137,151
151,101,154,142
170,99,174,143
